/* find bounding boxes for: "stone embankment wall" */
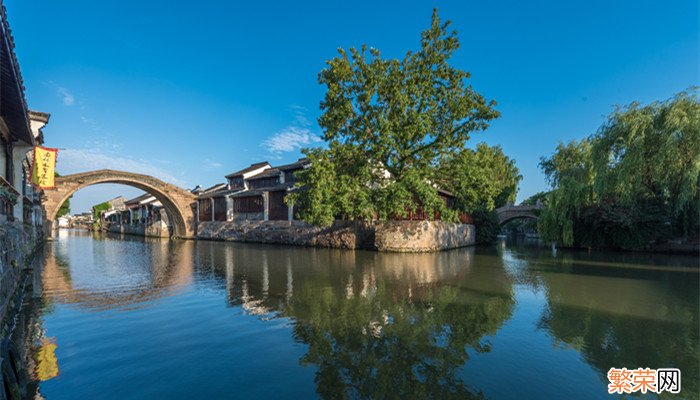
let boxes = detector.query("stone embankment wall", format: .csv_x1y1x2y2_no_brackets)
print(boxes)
373,221,476,252
0,223,41,333
106,221,171,238
197,220,475,252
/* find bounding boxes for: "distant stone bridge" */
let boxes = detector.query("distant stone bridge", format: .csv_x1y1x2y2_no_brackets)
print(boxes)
42,170,197,239
495,204,544,225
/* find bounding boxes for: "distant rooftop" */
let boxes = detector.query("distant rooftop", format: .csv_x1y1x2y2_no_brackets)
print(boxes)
124,193,153,205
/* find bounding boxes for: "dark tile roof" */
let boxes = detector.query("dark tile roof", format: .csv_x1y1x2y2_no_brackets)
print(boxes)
246,168,280,180
224,161,270,178
202,183,227,193
275,158,310,171
197,187,242,199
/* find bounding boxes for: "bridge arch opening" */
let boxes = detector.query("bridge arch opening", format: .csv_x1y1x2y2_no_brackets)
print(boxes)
43,170,196,239
499,215,538,226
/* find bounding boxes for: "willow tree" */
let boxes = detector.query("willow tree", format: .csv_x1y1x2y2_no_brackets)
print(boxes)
590,90,700,237
291,10,499,227
539,89,700,248
538,140,595,246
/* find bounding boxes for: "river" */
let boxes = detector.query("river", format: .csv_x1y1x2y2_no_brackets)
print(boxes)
14,230,699,399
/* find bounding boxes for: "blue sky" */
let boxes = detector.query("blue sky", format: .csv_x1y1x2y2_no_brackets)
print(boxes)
7,0,698,213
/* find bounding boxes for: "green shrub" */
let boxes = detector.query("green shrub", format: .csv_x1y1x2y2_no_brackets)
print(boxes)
471,209,500,245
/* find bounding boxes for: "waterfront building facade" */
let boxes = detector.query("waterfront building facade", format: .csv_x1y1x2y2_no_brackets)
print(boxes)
101,193,172,237
0,0,50,331
196,158,309,224
0,10,49,228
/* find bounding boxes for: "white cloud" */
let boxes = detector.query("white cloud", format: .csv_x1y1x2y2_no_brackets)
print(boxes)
290,105,312,127
261,106,321,156
56,86,75,106
262,126,321,154
58,148,187,187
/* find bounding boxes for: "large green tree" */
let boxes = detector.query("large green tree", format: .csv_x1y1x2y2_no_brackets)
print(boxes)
291,10,499,227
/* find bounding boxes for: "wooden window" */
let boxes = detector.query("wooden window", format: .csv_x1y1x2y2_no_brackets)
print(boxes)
284,170,298,183
228,177,244,190
199,199,212,221
248,177,279,189
213,197,227,221
268,191,288,220
232,196,263,213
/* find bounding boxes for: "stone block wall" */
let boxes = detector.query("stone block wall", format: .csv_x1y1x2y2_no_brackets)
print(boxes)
197,220,474,252
230,212,264,222
0,223,41,331
373,220,475,252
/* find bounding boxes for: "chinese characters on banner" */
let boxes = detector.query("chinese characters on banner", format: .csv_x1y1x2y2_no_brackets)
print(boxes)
31,146,58,189
608,367,681,394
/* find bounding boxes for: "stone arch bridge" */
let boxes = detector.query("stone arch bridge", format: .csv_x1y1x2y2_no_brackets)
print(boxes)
42,170,197,239
495,204,545,225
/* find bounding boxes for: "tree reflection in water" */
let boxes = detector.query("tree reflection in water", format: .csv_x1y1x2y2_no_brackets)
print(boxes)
501,245,700,400
288,282,513,399
201,243,516,399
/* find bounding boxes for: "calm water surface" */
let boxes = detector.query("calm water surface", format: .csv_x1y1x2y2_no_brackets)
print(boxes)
20,230,699,399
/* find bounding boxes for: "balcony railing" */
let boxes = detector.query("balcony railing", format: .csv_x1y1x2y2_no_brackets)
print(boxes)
0,175,19,222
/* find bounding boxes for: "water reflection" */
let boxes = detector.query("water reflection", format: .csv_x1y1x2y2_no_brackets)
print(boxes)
196,242,515,398
498,244,699,399
43,230,194,310
22,231,699,400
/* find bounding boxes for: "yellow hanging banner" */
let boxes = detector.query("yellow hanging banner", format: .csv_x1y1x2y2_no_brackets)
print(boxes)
31,146,58,189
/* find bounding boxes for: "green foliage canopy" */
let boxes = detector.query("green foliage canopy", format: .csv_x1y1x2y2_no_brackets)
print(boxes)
91,201,111,220
590,89,700,235
470,209,501,244
438,142,521,212
521,191,549,206
538,140,594,246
